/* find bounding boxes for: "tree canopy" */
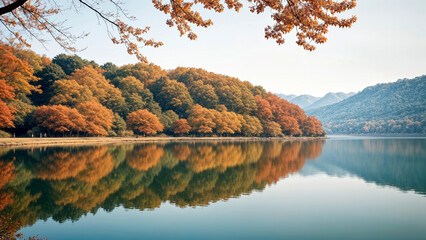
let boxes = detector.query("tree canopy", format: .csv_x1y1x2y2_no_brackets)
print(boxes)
0,45,325,137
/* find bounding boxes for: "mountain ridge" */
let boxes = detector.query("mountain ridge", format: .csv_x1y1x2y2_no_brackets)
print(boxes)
274,92,355,111
308,75,426,134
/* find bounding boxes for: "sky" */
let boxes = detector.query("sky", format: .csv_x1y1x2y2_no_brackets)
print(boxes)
28,0,426,97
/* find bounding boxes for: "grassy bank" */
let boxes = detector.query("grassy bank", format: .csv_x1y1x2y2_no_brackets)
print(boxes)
0,136,326,148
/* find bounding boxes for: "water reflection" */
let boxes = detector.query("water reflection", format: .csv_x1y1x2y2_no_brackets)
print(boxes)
0,140,323,235
302,138,426,194
1,138,425,238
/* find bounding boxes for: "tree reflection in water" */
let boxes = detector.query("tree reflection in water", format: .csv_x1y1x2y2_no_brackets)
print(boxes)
0,140,324,236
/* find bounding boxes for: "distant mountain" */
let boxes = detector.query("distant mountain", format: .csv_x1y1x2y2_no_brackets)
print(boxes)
274,93,297,101
289,95,320,108
308,75,426,134
305,92,355,111
274,92,354,110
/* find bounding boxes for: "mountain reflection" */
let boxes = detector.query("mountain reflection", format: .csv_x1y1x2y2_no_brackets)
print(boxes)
0,140,323,233
304,138,426,194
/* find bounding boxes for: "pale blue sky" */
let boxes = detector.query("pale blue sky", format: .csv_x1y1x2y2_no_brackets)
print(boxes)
30,0,426,96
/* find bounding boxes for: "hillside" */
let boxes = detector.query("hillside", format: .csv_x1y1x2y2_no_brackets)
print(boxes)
0,44,325,138
305,92,355,110
308,76,426,134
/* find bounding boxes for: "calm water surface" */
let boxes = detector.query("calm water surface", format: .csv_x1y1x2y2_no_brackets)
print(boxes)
0,137,425,239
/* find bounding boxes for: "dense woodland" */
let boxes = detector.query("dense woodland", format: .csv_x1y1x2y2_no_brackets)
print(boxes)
308,76,426,134
0,141,324,236
0,44,325,138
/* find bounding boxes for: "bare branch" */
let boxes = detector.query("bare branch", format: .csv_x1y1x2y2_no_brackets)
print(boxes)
0,0,28,15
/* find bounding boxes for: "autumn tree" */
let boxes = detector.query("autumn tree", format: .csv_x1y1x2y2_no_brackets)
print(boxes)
112,63,167,86
115,76,158,116
0,0,356,62
213,79,257,114
241,115,263,136
0,45,40,131
173,119,191,135
76,101,114,136
69,66,125,110
0,45,39,132
174,68,210,86
277,116,301,136
265,93,305,123
255,95,273,120
15,48,49,70
113,75,163,116
50,79,95,106
187,104,216,134
154,78,194,116
214,110,242,135
0,79,16,129
8,99,35,131
301,116,325,136
34,105,86,136
49,65,126,114
248,84,268,98
0,44,38,97
263,121,282,137
0,100,15,129
126,109,164,136
189,80,219,109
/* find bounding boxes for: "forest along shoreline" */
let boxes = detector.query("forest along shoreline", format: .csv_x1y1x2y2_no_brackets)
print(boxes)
0,136,327,147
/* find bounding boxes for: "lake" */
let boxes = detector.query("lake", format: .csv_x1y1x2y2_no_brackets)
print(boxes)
0,137,425,240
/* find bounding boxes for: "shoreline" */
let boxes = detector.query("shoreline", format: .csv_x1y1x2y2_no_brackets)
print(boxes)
0,136,327,148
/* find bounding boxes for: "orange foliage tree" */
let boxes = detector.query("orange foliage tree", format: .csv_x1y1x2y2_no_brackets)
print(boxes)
0,97,15,129
0,0,356,62
255,95,273,120
0,44,38,129
173,119,191,135
76,101,114,136
0,44,38,96
126,109,164,135
301,116,325,136
277,116,301,136
50,79,95,106
34,105,86,136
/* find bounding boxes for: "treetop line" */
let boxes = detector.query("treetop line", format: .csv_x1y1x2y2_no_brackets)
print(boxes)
0,45,325,137
0,0,357,62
